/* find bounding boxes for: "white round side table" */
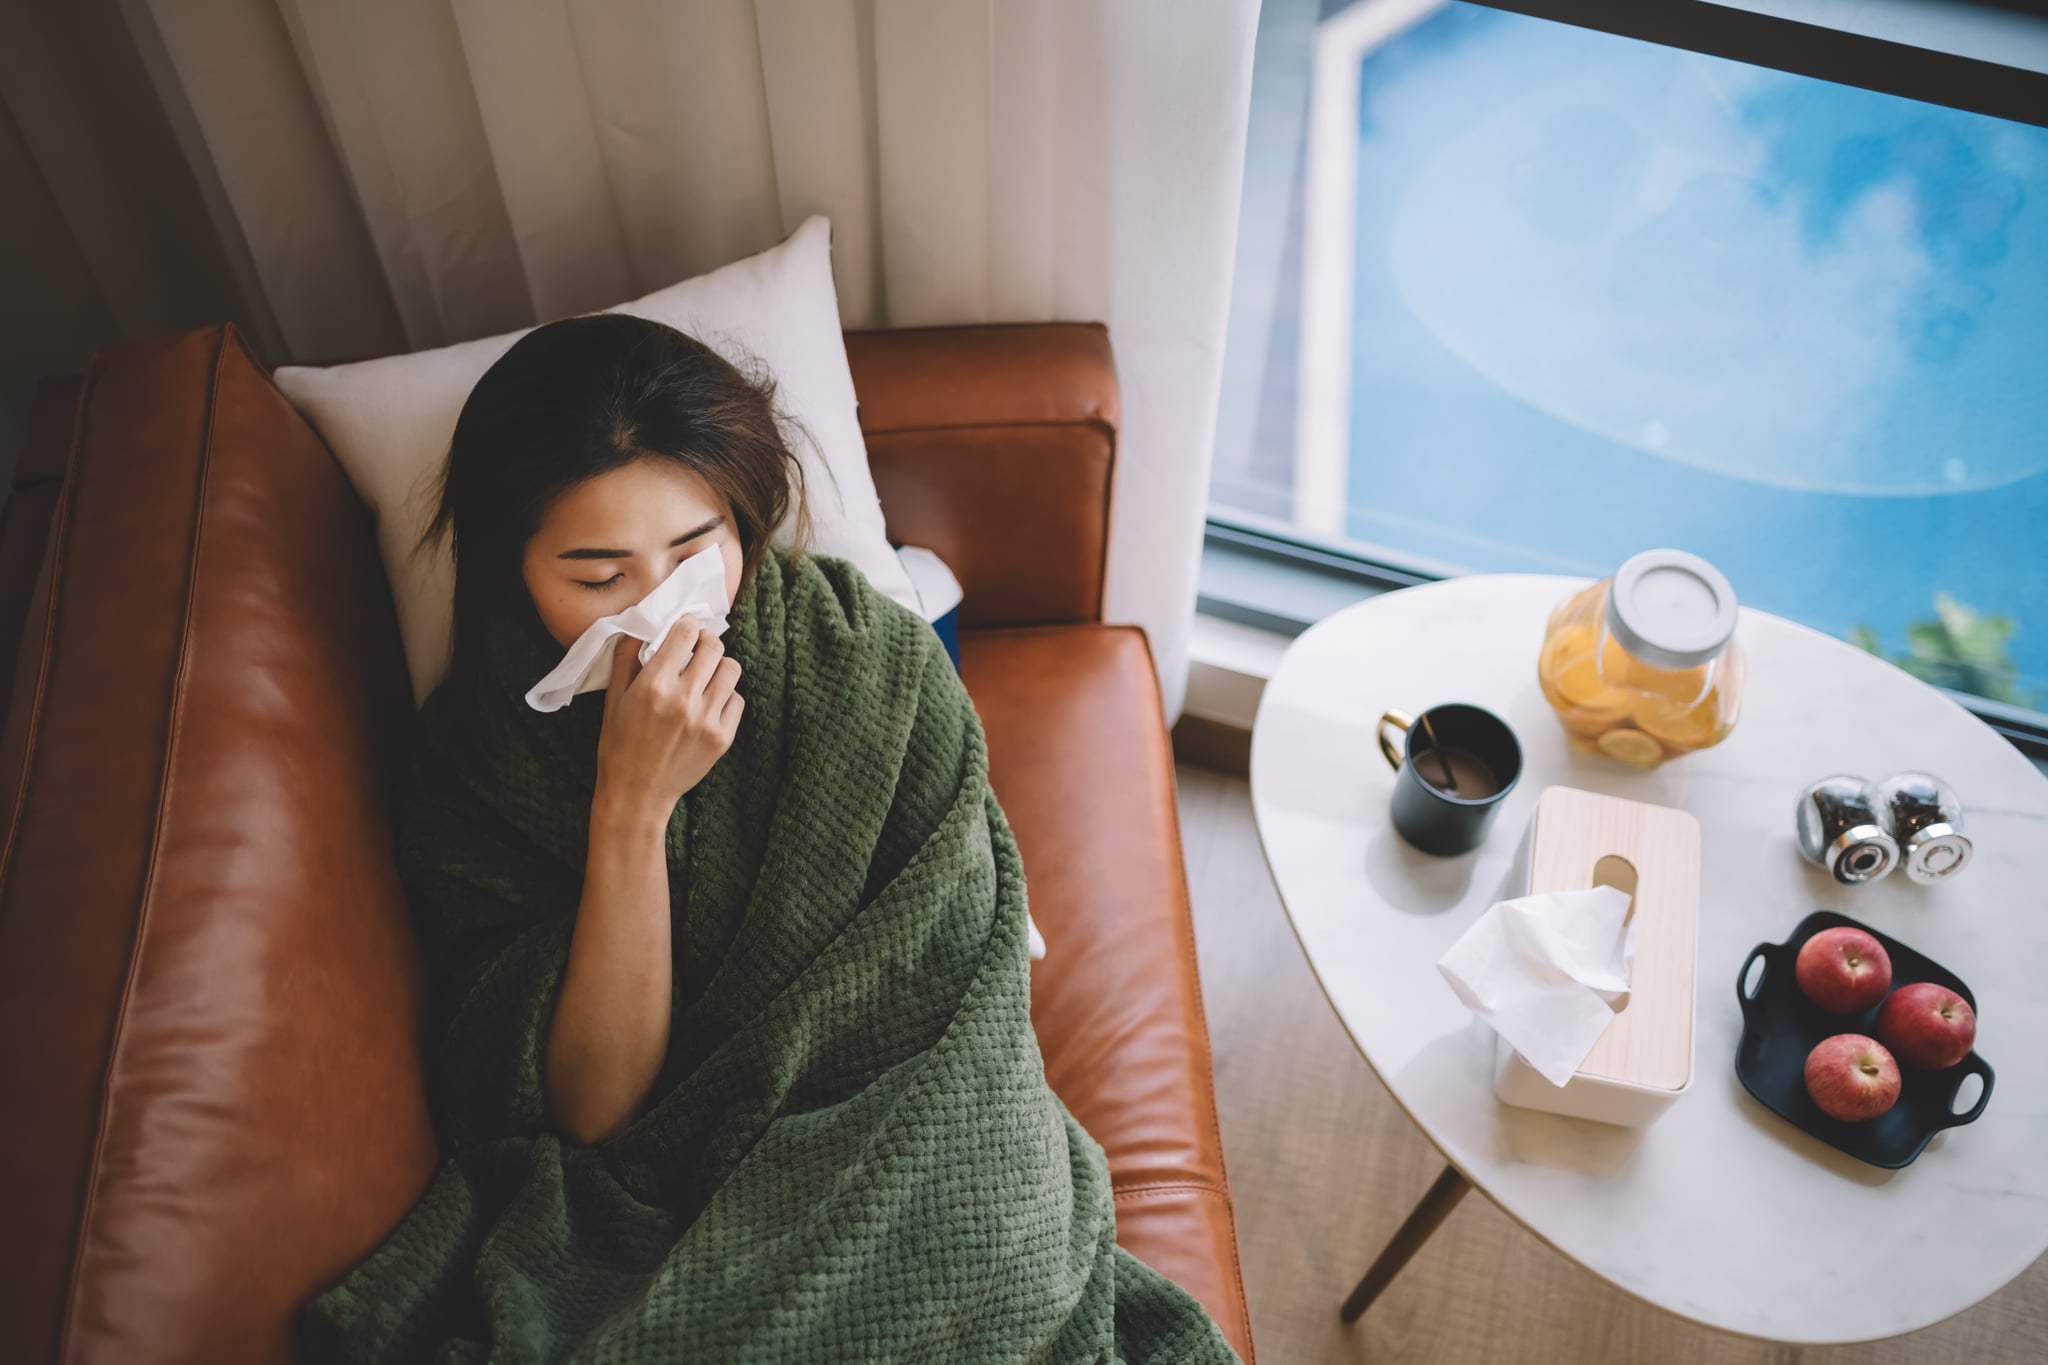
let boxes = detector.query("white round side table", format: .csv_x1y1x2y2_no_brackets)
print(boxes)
1248,574,2048,1345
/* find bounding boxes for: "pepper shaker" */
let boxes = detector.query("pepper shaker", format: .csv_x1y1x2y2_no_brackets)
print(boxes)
1876,771,1973,884
1795,775,1899,884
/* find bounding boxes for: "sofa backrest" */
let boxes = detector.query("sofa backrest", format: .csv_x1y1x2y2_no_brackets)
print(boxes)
845,323,1118,628
0,325,438,1365
153,321,1123,639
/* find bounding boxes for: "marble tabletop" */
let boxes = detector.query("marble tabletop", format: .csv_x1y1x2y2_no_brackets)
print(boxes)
1248,574,2048,1345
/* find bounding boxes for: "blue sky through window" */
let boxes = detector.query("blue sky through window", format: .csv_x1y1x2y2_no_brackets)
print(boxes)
1341,4,2047,702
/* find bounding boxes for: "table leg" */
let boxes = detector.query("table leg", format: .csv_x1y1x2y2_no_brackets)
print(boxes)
1340,1164,1472,1323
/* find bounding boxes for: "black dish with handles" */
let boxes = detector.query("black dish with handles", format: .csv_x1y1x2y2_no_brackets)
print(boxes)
1735,909,1994,1169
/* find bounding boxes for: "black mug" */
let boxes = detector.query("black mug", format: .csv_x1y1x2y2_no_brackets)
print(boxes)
1377,703,1523,856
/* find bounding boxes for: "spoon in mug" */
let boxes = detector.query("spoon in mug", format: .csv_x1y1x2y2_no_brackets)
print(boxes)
1418,711,1458,793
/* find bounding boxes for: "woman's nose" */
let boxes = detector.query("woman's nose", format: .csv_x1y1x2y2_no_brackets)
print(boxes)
639,557,689,597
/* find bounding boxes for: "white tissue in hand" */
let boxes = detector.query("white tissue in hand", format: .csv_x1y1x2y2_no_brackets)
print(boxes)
1436,885,1637,1087
525,545,730,713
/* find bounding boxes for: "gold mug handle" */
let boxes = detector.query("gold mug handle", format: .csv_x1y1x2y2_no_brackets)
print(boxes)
1377,709,1414,772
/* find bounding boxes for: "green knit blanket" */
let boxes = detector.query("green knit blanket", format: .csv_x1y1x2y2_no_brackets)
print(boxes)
298,549,1239,1364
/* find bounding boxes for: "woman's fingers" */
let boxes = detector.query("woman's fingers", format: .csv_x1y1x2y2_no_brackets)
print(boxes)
645,614,702,679
603,634,642,716
678,630,726,694
702,655,742,709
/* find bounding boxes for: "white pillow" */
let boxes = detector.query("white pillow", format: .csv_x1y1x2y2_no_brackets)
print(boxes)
274,215,917,705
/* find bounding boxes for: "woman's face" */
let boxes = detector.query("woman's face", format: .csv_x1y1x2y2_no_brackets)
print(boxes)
521,458,745,648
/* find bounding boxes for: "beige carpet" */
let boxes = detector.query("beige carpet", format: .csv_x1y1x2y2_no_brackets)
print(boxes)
1175,763,2048,1365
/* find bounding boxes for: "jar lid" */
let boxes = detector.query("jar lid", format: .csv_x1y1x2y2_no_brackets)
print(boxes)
1606,549,1738,670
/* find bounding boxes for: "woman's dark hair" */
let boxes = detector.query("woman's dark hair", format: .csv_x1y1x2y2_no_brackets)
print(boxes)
423,313,809,688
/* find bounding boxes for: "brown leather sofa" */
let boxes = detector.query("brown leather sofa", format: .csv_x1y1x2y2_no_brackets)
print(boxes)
0,322,1255,1364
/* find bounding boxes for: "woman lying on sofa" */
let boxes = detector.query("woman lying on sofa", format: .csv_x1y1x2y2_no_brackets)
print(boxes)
295,313,1239,1365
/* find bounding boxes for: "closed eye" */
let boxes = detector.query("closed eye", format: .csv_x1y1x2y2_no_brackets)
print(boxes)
575,573,625,591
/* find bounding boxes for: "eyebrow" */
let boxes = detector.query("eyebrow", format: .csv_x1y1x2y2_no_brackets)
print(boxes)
556,514,724,560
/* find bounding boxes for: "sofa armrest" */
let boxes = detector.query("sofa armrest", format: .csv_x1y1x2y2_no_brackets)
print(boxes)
846,324,1118,628
0,325,436,1365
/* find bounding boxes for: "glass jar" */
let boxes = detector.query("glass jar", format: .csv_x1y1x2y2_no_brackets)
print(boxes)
1537,549,1745,768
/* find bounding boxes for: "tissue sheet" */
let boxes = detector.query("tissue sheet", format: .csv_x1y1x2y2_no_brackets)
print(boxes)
1437,885,1637,1087
525,545,731,713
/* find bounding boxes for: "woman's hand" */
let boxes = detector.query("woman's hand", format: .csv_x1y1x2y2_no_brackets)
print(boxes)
592,617,744,826
548,619,737,1144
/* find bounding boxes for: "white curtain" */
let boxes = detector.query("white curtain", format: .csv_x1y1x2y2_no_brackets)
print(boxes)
0,0,1258,719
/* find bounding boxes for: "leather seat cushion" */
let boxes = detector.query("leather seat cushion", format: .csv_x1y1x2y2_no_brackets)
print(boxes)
961,623,1254,1364
0,329,439,1365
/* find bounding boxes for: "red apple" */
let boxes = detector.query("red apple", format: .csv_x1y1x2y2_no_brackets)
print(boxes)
1794,926,1893,1014
1804,1033,1902,1122
1877,981,1977,1070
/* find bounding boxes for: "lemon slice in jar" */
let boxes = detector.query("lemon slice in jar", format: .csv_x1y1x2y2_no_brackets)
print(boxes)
1596,727,1665,767
1600,635,1709,701
1635,690,1722,750
1542,626,1629,743
1556,657,1630,718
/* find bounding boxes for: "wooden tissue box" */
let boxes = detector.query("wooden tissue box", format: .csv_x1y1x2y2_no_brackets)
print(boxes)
1493,786,1702,1127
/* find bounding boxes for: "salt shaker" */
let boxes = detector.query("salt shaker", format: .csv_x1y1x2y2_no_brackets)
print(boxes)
1795,775,1899,884
1876,771,1973,884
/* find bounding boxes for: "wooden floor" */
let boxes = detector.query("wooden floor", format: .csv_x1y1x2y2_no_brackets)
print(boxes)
1174,761,2048,1365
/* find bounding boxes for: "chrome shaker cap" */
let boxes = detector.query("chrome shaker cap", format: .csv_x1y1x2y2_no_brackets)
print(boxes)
1795,775,1899,885
1877,770,1973,884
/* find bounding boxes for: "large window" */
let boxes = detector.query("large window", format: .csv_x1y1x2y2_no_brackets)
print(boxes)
1211,0,2048,713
